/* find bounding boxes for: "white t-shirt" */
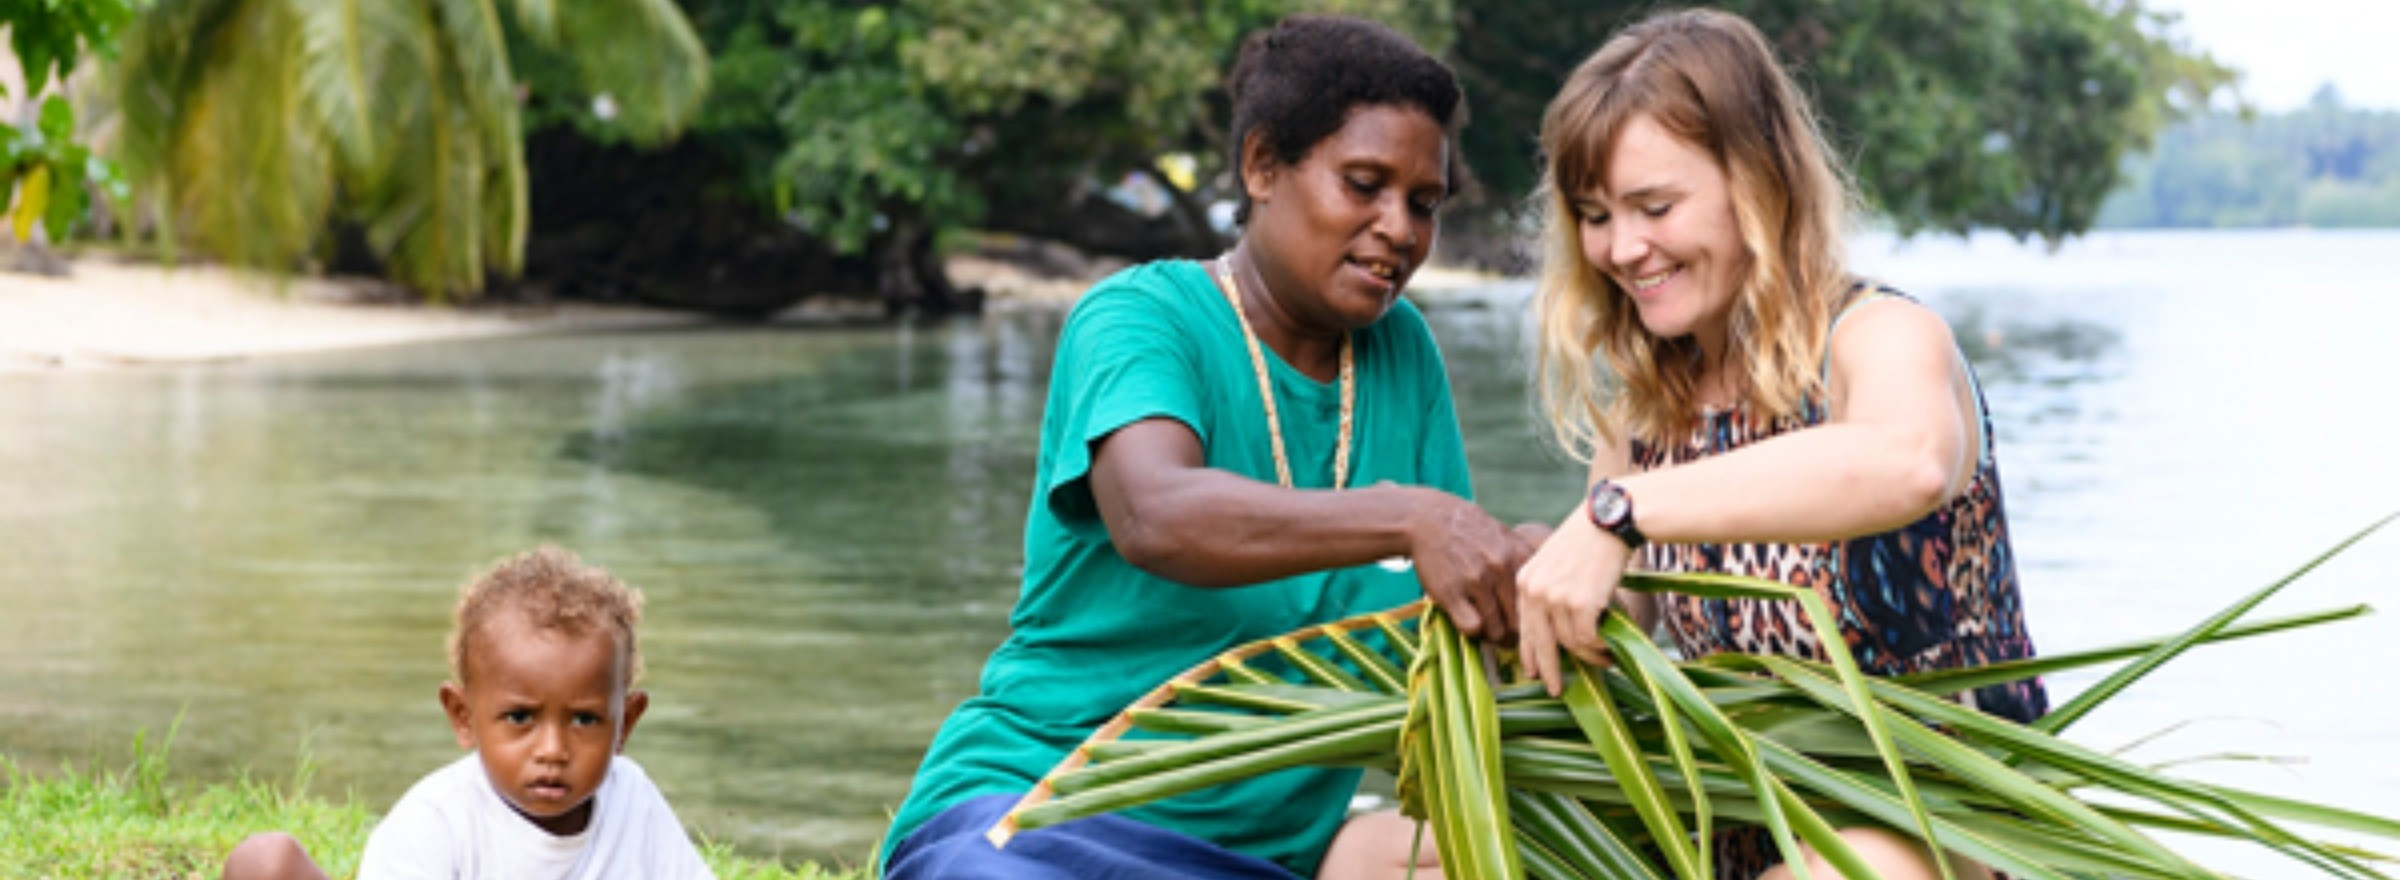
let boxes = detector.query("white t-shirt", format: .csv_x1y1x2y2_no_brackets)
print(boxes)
358,753,714,880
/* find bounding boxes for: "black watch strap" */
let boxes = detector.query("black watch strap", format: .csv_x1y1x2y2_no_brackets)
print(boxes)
1586,479,1647,549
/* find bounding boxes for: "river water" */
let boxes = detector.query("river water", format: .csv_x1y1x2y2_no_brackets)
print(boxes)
3,229,2394,874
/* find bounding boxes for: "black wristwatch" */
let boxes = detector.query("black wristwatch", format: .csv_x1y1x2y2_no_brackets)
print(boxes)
1586,479,1647,549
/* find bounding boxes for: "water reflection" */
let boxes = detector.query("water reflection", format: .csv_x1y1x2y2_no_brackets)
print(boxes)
1944,301,2123,383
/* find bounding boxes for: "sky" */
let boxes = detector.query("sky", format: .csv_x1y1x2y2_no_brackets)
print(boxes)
2143,0,2400,111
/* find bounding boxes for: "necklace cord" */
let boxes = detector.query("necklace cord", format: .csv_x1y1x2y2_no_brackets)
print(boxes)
1212,258,1354,490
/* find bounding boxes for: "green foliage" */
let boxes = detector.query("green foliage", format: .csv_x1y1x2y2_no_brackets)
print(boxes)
765,3,970,256
508,0,712,145
2099,90,2400,228
680,0,1446,261
2,0,134,98
1,95,126,242
1448,0,2233,246
110,0,709,299
682,0,2223,282
92,0,2230,296
1,0,135,243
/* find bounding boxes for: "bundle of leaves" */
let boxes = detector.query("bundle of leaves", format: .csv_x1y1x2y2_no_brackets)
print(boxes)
987,518,2400,879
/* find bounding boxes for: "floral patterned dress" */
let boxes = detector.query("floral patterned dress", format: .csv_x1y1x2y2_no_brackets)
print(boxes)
1629,287,2046,879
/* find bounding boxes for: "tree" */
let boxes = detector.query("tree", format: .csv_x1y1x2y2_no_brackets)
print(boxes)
2,0,135,250
112,0,710,299
636,0,1447,315
2096,95,2400,228
1444,0,2234,267
513,0,2232,315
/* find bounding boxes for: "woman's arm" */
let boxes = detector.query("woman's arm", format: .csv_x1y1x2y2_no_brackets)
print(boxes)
1517,297,1979,691
1089,417,1533,640
1620,300,1978,545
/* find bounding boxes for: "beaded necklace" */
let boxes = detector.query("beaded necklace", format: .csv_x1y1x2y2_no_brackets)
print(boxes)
1212,257,1354,490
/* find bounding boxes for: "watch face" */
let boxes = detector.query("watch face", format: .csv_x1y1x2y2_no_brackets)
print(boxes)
1593,493,1632,527
1589,481,1643,548
1593,486,1629,525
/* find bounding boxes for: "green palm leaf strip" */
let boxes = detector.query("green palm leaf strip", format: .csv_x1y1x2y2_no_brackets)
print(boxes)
1560,659,1698,878
1600,611,1880,880
1509,787,1666,880
1854,662,2386,878
1719,644,2396,878
1322,623,1410,693
2038,511,2394,735
1892,604,2369,696
1614,570,1954,880
1749,654,2209,877
1273,635,1371,693
1627,644,1715,878
1399,607,1520,879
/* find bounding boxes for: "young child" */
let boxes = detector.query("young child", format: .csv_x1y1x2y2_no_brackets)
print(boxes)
224,546,714,880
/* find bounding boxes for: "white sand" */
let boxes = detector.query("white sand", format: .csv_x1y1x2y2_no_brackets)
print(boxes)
0,254,706,373
0,250,1513,374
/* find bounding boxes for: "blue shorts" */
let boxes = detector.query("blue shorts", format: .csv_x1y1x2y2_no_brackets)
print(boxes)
883,794,1303,880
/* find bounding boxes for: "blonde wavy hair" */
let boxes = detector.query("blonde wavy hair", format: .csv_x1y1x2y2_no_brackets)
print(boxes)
1532,8,1860,458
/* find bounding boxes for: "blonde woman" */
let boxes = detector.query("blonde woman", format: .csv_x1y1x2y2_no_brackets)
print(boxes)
1512,9,2044,880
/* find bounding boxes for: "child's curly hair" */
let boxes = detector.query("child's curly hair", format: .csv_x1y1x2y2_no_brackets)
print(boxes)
448,545,645,688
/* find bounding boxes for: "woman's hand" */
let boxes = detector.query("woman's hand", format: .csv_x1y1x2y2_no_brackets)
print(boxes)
1514,507,1635,695
1406,491,1539,643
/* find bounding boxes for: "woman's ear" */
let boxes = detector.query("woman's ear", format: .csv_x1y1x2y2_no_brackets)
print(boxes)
1240,130,1280,207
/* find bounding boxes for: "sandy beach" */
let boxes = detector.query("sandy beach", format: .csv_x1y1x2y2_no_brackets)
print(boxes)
0,248,1511,374
0,252,710,374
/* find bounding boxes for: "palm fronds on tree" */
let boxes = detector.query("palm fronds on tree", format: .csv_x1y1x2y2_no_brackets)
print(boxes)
111,0,706,299
990,515,2400,879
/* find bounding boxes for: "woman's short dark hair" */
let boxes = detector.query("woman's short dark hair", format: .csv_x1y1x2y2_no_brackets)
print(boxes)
1226,15,1463,225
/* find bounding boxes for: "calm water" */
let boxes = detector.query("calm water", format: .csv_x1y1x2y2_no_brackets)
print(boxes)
3,229,2395,873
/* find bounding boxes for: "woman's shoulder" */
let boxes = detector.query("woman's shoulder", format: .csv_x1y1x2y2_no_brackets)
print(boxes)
1383,292,1434,331
1824,279,1963,374
1832,278,1943,336
1060,260,1216,328
1077,259,1211,305
1364,294,1437,353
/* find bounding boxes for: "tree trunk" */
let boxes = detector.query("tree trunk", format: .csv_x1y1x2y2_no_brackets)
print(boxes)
873,213,979,317
517,128,877,316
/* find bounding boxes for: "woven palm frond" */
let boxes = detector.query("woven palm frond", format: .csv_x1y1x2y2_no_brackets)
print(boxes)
984,600,1428,849
988,516,2400,880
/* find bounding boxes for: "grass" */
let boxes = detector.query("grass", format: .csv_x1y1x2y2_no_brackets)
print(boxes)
0,729,871,880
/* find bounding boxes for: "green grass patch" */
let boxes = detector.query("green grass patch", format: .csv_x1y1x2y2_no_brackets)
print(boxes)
1,730,869,880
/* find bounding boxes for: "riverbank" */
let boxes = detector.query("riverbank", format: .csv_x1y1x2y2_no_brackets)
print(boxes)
0,738,866,879
0,247,1510,375
0,252,712,374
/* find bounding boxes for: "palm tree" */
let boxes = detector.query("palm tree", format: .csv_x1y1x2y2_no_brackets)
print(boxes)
112,0,707,299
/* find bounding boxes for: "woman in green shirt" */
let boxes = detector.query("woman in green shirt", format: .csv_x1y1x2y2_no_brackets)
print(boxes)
881,14,1540,880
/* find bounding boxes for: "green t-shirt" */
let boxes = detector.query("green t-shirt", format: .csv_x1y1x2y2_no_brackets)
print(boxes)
881,260,1474,876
